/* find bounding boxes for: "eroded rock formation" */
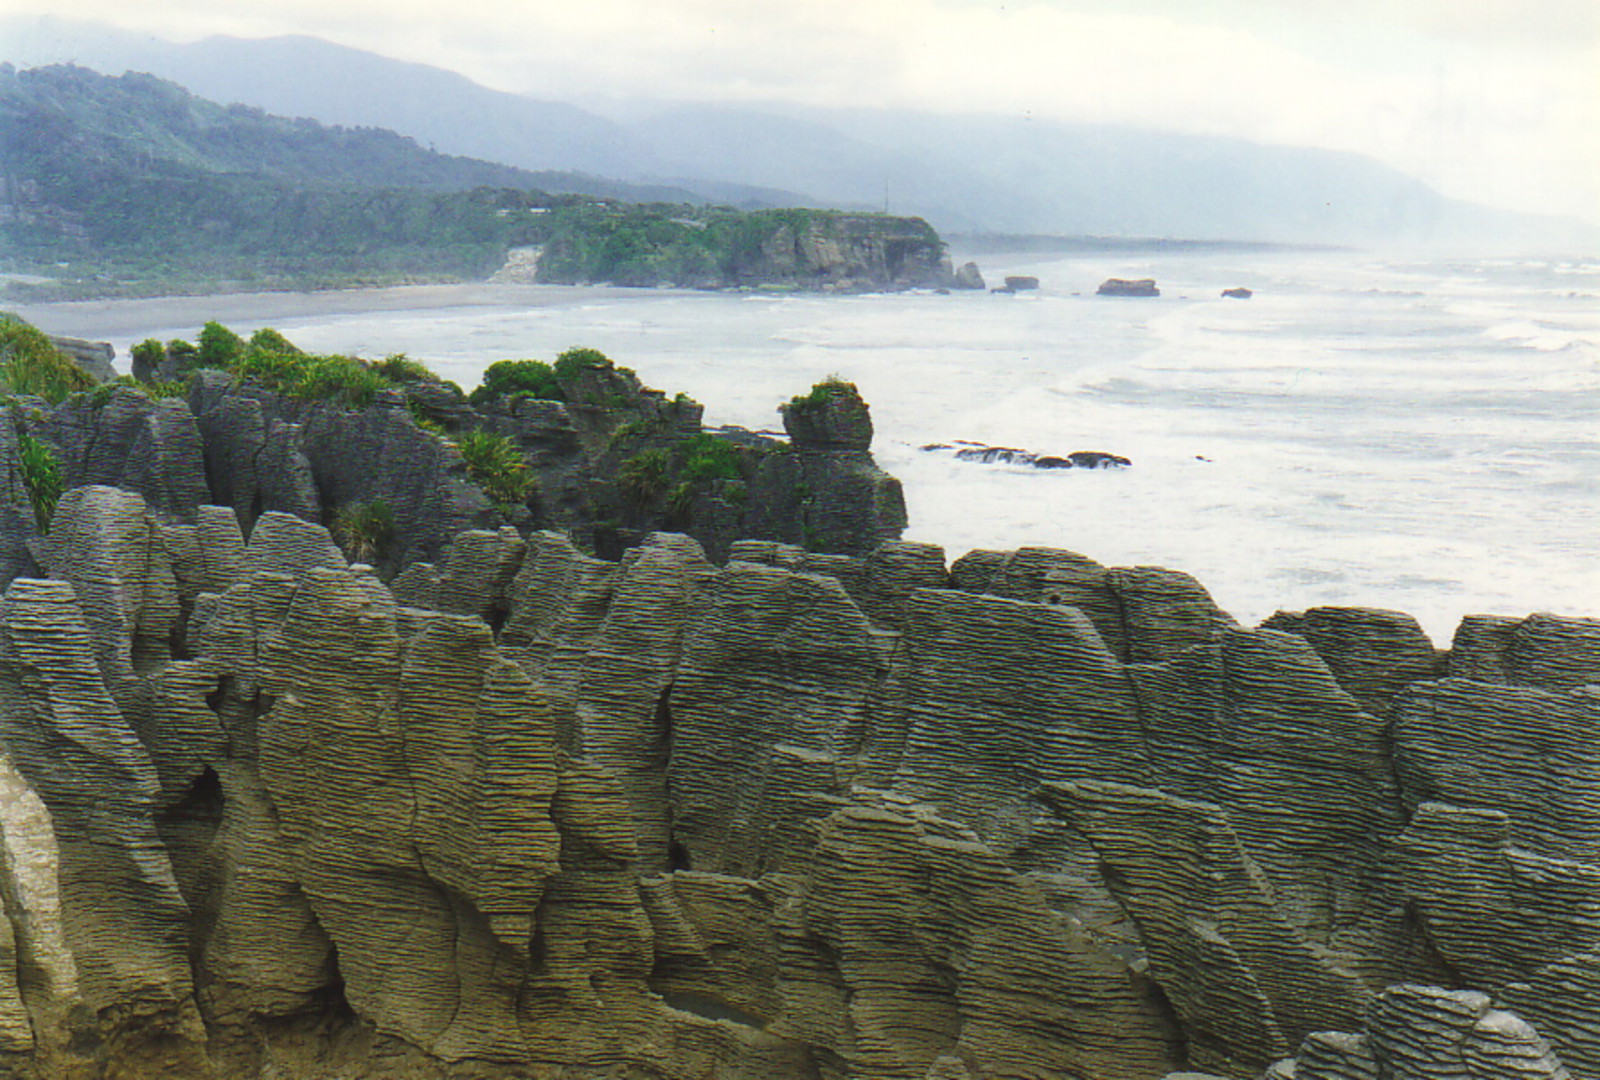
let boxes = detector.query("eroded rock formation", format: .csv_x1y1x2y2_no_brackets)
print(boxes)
0,360,905,583
0,482,1591,1078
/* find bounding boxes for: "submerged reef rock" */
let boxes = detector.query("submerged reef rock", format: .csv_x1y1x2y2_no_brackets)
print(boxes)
1098,277,1161,297
0,318,1592,1079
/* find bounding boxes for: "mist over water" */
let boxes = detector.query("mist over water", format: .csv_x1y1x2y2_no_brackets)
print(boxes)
26,248,1598,642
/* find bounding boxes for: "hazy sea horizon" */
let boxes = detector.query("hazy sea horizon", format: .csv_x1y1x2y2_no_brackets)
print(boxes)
15,247,1599,643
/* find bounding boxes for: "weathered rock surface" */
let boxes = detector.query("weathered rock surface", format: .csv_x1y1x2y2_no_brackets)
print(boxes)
45,336,117,382
0,482,1590,1079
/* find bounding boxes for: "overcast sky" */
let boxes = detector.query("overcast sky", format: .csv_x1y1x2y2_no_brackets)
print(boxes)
4,0,1597,223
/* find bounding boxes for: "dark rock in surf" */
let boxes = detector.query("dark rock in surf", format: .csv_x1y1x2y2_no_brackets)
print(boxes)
1004,275,1040,291
1097,278,1160,297
934,442,1131,470
954,262,986,290
1067,450,1132,469
1222,287,1253,299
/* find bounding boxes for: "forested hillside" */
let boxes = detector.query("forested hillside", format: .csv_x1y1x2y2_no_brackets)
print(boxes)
0,63,546,291
0,64,955,296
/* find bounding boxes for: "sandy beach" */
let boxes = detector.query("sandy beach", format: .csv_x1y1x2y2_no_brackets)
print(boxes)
10,282,702,347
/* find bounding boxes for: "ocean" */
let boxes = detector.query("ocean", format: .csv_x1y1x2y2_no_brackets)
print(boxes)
16,248,1599,643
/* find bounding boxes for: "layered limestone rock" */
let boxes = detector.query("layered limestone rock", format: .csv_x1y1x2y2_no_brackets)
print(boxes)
0,488,1590,1079
1262,985,1573,1080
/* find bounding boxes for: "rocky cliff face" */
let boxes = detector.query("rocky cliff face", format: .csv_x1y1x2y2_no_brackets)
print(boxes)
0,484,1592,1078
723,212,959,292
0,357,905,585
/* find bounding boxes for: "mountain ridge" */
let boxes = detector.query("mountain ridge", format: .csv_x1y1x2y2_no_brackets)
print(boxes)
6,15,1593,251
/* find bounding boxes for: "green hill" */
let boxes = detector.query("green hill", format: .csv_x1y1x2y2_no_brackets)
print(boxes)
0,63,957,297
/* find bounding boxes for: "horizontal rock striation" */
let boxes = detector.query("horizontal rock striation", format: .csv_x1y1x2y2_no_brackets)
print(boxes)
0,482,1592,1078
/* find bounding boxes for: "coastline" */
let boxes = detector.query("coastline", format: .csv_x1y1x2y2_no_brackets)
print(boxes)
6,281,713,344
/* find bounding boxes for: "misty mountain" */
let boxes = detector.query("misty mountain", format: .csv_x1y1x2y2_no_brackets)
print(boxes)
1,16,818,211
6,16,1590,249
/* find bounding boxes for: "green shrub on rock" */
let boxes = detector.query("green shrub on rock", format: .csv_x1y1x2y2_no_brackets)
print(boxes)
0,314,95,403
371,353,438,384
291,356,391,408
248,327,302,355
470,359,561,405
166,338,198,370
15,430,63,531
616,448,668,507
131,338,165,380
554,346,610,382
666,480,696,523
455,430,535,506
197,321,246,368
786,374,857,413
332,499,396,564
145,378,192,401
230,346,305,392
678,433,741,482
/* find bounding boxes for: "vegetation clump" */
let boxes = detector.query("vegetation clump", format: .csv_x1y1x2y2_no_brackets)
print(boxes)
469,347,620,408
678,433,741,482
371,353,437,384
471,359,561,406
248,327,302,355
131,338,165,375
455,430,536,507
290,355,392,408
616,448,669,507
554,346,611,381
786,374,857,413
15,430,63,531
332,499,395,564
0,314,95,403
144,378,192,401
166,338,198,368
197,320,246,368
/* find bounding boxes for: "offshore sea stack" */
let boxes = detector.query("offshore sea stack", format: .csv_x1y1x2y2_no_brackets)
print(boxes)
0,339,1594,1078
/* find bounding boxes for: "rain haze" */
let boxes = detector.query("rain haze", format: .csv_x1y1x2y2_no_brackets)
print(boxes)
3,0,1597,223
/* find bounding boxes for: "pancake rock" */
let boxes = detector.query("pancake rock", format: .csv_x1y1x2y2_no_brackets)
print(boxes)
0,478,1590,1077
